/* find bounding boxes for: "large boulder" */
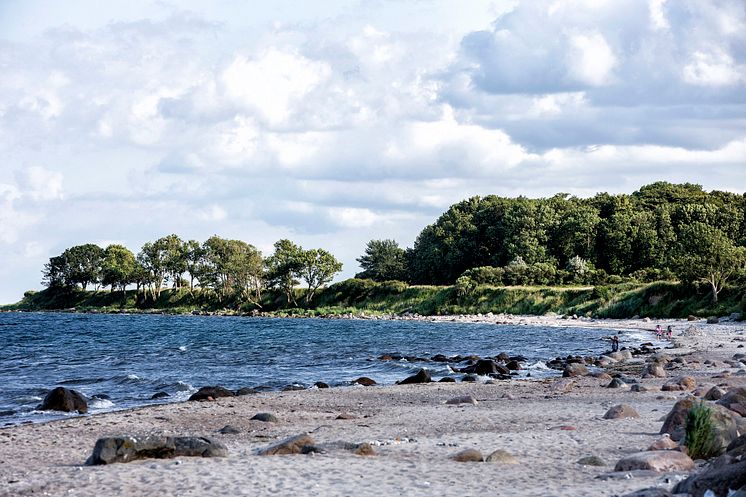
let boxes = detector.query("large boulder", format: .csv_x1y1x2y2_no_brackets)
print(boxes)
398,368,432,385
38,387,88,413
188,386,235,401
86,436,227,465
643,363,667,378
660,397,742,452
661,376,696,392
675,460,746,497
614,451,694,472
717,387,746,412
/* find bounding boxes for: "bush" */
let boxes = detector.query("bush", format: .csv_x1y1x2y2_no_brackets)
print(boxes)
684,402,718,459
461,266,505,286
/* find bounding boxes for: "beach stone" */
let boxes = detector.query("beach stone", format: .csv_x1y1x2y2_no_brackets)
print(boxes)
251,412,279,423
86,436,227,465
620,489,674,497
505,360,522,371
218,425,241,434
446,395,478,405
660,397,697,440
461,375,477,382
335,413,357,420
705,386,727,401
661,376,696,391
438,377,456,383
717,387,746,411
576,455,606,466
643,363,667,378
550,378,575,393
563,363,588,377
235,387,258,396
675,459,746,497
451,448,484,462
353,442,376,456
150,391,169,400
591,372,613,381
353,377,377,386
596,356,617,367
614,451,694,472
604,404,640,419
485,449,517,464
313,381,329,389
188,386,235,401
495,352,510,362
38,387,88,413
258,434,316,456
660,398,742,450
647,435,678,451
609,350,633,362
707,316,719,324
631,384,654,392
473,359,504,375
398,368,432,384
282,384,305,391
607,378,630,390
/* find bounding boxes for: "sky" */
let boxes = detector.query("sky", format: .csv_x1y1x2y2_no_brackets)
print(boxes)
1,0,745,303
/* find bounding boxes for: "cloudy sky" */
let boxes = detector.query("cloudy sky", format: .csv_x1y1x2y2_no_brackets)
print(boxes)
1,0,745,303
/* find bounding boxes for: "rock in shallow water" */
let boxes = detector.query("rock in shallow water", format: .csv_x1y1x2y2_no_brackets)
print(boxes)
398,369,431,384
38,387,88,413
86,436,227,465
188,386,235,401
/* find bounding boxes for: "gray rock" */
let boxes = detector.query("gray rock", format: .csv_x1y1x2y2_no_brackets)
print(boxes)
353,377,377,386
563,363,589,377
647,435,678,451
451,448,483,462
150,392,169,400
631,384,654,392
38,387,88,413
251,412,279,423
218,425,240,434
485,449,517,464
445,395,477,405
661,376,696,391
660,397,742,451
258,434,316,456
643,363,667,378
603,404,640,419
398,368,432,384
235,387,258,396
675,459,746,497
576,455,606,466
607,378,630,390
86,436,227,465
550,378,576,393
707,316,719,324
621,488,673,497
614,451,694,472
188,386,235,401
717,386,746,411
705,386,727,401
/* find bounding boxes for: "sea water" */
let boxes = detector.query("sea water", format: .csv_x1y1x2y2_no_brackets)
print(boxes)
0,312,640,425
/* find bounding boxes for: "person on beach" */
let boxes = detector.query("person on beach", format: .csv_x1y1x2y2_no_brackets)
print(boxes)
611,335,619,352
666,325,673,339
655,324,662,340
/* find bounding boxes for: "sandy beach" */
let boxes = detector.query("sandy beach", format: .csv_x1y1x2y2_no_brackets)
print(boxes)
1,316,745,497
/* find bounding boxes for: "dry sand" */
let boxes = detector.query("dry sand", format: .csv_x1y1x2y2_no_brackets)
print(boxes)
1,316,744,497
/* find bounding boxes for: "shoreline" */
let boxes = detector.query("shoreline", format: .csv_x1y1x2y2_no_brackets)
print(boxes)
1,320,744,496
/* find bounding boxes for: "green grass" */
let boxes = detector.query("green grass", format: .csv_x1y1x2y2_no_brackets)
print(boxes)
3,278,743,319
684,402,719,459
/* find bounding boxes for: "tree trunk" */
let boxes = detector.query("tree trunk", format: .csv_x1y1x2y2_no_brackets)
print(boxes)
710,280,719,304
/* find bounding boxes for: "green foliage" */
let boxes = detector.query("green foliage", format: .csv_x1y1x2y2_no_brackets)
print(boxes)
297,248,343,305
264,239,303,306
356,239,407,281
101,244,136,293
684,402,719,460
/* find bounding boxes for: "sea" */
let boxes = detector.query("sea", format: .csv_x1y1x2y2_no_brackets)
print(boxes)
0,312,647,426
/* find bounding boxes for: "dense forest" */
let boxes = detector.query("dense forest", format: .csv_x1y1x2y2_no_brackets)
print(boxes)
26,182,746,313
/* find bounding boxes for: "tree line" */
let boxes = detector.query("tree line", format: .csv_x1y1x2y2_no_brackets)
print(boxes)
41,182,746,307
355,182,746,303
42,236,342,307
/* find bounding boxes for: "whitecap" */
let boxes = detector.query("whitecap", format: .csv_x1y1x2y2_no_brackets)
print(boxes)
89,398,115,409
178,346,187,352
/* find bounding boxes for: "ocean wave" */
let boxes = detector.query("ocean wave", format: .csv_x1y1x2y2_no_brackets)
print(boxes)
89,398,115,409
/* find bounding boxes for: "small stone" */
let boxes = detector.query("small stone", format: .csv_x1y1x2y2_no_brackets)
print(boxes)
576,455,606,466
353,377,377,386
614,451,694,472
251,413,279,423
607,378,630,390
550,378,575,393
438,377,456,383
621,488,674,497
603,404,640,419
398,369,432,385
643,363,667,378
235,387,258,396
218,425,240,434
150,392,169,400
461,375,477,382
631,384,654,392
591,372,613,381
313,382,330,389
647,435,678,451
188,386,235,401
661,376,696,391
485,449,517,464
258,434,315,456
353,442,376,456
451,448,484,462
446,395,478,405
705,386,727,401
335,413,357,420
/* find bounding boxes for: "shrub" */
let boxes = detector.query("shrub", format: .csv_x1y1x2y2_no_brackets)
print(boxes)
684,402,718,459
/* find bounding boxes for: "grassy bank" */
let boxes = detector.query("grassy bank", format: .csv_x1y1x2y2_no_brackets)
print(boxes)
3,279,744,319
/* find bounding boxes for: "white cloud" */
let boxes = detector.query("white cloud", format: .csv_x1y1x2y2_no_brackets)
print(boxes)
648,0,669,30
222,49,331,125
14,167,64,201
567,32,617,86
683,48,744,86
